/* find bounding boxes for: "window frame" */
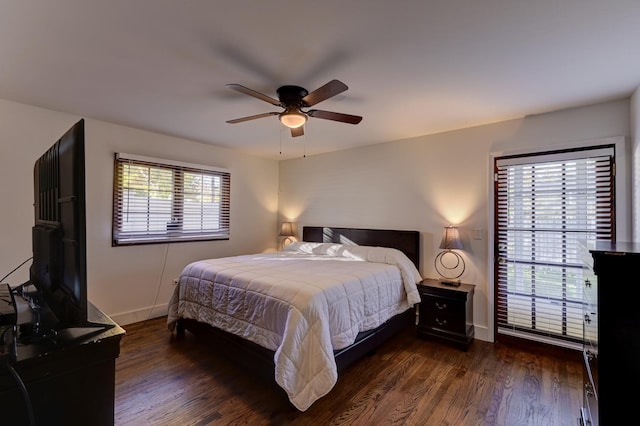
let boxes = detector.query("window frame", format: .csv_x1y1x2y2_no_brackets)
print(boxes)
112,153,230,246
489,143,616,347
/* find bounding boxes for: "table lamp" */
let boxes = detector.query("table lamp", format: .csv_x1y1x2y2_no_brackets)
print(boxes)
434,225,465,286
279,222,295,248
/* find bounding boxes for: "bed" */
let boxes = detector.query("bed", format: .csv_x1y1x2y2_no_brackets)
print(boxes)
167,226,422,411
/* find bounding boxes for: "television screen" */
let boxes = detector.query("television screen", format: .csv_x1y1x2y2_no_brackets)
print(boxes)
30,119,87,329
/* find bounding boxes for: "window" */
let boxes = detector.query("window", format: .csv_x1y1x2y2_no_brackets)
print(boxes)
494,145,614,348
112,153,230,245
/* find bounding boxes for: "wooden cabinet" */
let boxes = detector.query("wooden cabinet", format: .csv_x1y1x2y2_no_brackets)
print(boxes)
580,242,640,425
417,278,474,350
0,302,125,425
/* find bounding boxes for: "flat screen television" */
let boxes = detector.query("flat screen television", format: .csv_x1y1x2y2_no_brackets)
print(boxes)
26,119,111,337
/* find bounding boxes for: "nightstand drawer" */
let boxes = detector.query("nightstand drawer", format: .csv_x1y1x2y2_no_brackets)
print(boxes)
420,294,467,334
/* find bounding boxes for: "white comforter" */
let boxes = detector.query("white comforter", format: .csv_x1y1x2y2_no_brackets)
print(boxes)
167,242,422,411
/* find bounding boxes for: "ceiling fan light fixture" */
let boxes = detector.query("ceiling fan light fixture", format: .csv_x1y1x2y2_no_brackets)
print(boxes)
279,109,307,129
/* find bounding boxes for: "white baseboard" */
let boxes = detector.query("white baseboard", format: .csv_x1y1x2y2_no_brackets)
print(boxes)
110,303,168,326
474,324,490,342
108,304,492,344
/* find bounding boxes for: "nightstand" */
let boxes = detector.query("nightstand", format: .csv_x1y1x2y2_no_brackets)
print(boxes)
417,278,475,351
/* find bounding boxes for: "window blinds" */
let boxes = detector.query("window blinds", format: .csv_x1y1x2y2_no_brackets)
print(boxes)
112,153,230,245
494,146,614,346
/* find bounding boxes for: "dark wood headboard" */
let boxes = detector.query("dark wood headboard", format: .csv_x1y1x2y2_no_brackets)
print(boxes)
302,226,420,269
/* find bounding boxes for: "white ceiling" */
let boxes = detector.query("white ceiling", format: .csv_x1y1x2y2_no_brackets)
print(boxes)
1,1,639,160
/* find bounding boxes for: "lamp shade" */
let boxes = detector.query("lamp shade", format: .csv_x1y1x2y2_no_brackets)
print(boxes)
439,226,463,250
279,222,295,237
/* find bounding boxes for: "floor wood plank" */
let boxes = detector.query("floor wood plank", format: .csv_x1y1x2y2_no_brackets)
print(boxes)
114,317,582,425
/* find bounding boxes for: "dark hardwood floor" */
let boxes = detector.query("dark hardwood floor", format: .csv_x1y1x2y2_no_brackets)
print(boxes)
114,317,582,425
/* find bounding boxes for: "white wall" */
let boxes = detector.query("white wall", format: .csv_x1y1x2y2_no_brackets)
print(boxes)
0,96,632,335
278,98,631,342
0,99,280,325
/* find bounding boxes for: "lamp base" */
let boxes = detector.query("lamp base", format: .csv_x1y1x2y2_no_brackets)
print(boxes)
280,236,294,250
434,250,465,286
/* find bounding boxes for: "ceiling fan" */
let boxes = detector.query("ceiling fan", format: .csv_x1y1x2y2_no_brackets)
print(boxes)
225,79,362,137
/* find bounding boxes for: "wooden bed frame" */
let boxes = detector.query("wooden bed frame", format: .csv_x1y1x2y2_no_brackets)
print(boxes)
175,226,421,385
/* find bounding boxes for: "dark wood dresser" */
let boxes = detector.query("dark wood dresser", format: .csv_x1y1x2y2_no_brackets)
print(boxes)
581,242,640,425
0,302,125,425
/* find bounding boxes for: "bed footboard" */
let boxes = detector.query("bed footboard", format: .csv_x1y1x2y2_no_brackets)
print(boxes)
176,307,414,382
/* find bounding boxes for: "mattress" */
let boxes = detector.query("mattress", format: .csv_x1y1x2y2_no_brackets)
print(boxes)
167,242,422,411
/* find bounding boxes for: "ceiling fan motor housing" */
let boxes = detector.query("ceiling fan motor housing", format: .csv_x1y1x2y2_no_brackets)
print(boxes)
277,85,309,107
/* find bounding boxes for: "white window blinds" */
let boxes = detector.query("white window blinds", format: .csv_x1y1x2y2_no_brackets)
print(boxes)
494,146,614,346
112,153,230,245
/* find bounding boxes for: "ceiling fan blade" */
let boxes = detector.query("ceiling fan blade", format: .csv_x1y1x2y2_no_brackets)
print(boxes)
307,109,362,124
291,126,304,137
226,112,279,124
226,84,281,106
301,80,348,107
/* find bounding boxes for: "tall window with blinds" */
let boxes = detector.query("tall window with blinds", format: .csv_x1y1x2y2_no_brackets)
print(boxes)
112,153,230,245
494,146,614,347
